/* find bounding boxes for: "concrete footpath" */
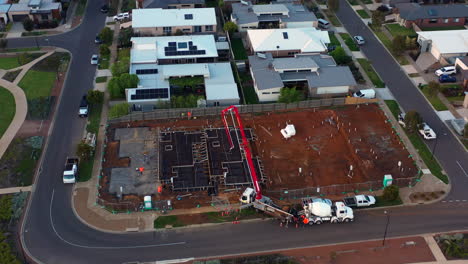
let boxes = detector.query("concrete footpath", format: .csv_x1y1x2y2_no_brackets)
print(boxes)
0,186,32,194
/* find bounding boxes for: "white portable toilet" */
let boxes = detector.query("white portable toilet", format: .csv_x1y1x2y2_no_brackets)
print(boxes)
383,174,393,187
280,124,296,139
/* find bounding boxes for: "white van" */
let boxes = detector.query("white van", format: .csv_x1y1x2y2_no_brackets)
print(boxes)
318,19,330,29
353,89,376,99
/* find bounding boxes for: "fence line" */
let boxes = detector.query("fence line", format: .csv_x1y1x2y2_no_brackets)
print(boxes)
109,98,348,123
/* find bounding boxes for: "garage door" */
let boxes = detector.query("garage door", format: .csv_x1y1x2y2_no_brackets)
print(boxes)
12,14,29,22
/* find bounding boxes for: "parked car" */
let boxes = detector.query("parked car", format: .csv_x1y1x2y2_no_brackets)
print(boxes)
353,89,375,99
353,35,365,45
95,35,102,44
317,18,330,29
327,45,337,52
419,123,436,140
100,4,109,13
90,55,99,65
113,12,130,22
438,75,457,83
435,66,456,76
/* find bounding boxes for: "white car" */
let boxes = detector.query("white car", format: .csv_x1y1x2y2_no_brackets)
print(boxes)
113,12,130,22
90,55,99,65
419,123,437,140
435,66,456,76
353,35,365,45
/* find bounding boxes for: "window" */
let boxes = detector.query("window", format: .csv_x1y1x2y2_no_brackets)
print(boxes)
282,32,288,39
444,18,449,23
454,18,460,22
205,25,213,31
41,14,48,20
194,26,202,32
287,52,298,56
182,4,191,7
182,28,190,32
136,69,158,74
271,92,280,94
163,27,172,33
184,14,193,20
429,19,438,24
262,92,271,94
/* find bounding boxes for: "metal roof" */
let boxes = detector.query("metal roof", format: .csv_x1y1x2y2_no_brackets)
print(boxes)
132,8,217,28
396,3,468,20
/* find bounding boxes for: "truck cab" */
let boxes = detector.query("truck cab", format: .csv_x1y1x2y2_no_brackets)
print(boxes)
240,187,255,204
79,95,89,117
63,158,79,184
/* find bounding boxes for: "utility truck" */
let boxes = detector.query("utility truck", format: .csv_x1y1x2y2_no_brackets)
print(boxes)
343,195,376,208
63,157,79,184
301,201,354,224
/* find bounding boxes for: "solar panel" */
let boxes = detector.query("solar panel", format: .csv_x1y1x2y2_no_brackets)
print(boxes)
283,32,288,39
168,42,177,47
178,42,188,49
131,89,169,100
136,69,158,75
184,14,193,20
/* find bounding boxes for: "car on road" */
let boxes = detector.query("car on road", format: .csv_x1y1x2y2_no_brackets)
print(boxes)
78,95,88,117
435,66,456,76
90,55,99,65
113,12,130,22
94,35,102,44
353,35,365,45
438,75,457,83
100,4,109,13
419,123,436,140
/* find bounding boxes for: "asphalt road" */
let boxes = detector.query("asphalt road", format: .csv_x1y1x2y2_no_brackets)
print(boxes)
7,1,468,263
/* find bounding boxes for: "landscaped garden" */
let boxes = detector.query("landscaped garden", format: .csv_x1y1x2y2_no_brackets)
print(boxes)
0,52,44,70
0,87,15,138
385,24,417,38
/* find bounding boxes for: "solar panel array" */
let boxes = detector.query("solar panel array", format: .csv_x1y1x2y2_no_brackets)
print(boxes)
131,88,169,100
136,69,158,75
164,41,206,56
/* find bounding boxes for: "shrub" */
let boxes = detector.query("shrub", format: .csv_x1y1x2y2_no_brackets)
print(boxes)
426,81,440,98
87,90,104,105
464,123,468,138
382,185,399,202
118,27,133,48
22,18,34,32
223,21,238,35
76,141,94,161
111,57,130,77
99,44,110,56
0,195,12,221
278,87,304,103
99,27,113,45
109,103,130,118
0,39,7,50
330,47,352,65
404,110,422,134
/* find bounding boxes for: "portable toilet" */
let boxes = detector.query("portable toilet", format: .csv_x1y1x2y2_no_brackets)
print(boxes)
144,196,152,210
383,174,393,187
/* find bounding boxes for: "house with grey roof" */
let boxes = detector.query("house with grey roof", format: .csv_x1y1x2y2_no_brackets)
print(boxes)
249,53,356,102
231,1,317,32
395,3,468,29
7,0,61,23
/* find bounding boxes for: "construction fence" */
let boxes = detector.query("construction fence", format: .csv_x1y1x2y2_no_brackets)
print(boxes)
264,177,419,200
95,198,141,213
108,98,348,123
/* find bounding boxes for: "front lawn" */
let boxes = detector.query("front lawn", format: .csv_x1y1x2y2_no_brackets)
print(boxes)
385,24,417,37
75,0,87,16
18,70,56,99
420,85,448,111
347,0,359,5
371,27,409,65
78,156,94,182
384,100,400,119
0,87,15,138
0,53,44,70
356,10,370,19
231,38,247,60
95,76,107,83
339,33,360,51
154,215,186,228
322,9,342,26
357,58,385,88
328,31,341,46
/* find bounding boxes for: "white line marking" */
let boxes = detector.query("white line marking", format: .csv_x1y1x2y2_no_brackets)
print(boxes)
448,200,453,203
455,200,460,202
442,201,447,203
463,200,467,202
49,189,186,249
456,161,468,177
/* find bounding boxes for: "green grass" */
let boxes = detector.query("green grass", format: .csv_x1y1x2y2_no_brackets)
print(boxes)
21,31,46,37
95,76,107,83
385,24,417,38
154,215,186,229
86,103,103,135
328,31,341,46
231,38,247,60
18,70,56,100
362,0,373,4
347,0,359,5
0,53,45,70
374,196,403,207
203,208,258,223
356,9,370,19
384,100,400,119
422,26,466,31
98,54,110,69
16,150,38,185
75,0,87,16
117,48,130,61
408,73,420,77
371,27,409,65
420,85,448,111
0,87,15,138
78,156,94,182
236,69,258,104
4,47,40,53
322,9,342,26
339,33,360,51
357,58,385,88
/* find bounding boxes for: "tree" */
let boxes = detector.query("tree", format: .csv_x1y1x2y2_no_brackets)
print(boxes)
87,90,104,105
426,81,440,98
109,103,130,118
382,185,399,202
392,35,406,56
463,123,468,138
371,11,384,29
174,29,184,36
22,18,34,32
99,44,110,56
223,21,238,35
76,141,94,161
119,73,139,89
107,77,121,99
0,39,7,50
118,27,133,48
405,36,416,50
99,27,113,45
328,0,339,12
278,87,304,103
107,73,139,99
330,47,352,65
0,233,20,264
404,110,422,133
111,57,130,77
0,195,12,221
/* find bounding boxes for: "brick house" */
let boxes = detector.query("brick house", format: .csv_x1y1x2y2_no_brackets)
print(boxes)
7,0,61,23
395,3,468,29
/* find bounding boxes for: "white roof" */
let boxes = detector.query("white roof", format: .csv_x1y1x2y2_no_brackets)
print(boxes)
247,28,330,53
417,30,468,54
205,63,239,101
130,64,169,88
132,8,217,28
252,4,289,15
131,35,218,63
161,63,210,79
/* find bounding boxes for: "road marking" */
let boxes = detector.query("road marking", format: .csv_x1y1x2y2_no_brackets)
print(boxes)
49,189,186,249
456,161,468,177
442,200,447,203
456,200,460,202
448,200,453,203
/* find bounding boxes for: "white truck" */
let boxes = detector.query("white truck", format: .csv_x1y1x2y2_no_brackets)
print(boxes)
302,201,354,225
343,195,376,208
63,157,79,184
419,123,436,140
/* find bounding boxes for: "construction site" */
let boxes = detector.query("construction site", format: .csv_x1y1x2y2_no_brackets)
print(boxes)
98,104,417,212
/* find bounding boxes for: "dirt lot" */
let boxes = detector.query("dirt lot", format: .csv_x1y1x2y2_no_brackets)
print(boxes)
101,104,417,209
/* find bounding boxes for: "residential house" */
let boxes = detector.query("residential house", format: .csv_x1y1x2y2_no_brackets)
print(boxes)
246,28,330,57
455,57,468,90
231,1,317,32
146,0,205,9
417,30,468,67
0,3,11,24
8,0,61,23
248,53,356,102
132,8,216,36
395,3,468,29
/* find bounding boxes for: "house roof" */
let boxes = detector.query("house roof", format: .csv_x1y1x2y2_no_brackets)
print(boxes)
205,63,239,101
305,67,357,87
132,8,217,28
9,3,29,12
146,0,204,8
247,28,329,53
130,35,218,63
248,53,285,91
396,3,468,20
417,30,468,54
272,57,318,71
0,4,11,13
252,4,289,14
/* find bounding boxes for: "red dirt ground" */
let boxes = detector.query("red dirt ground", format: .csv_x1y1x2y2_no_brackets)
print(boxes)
101,104,417,209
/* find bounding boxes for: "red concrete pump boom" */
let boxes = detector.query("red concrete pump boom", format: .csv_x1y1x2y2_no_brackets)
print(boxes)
221,106,262,200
